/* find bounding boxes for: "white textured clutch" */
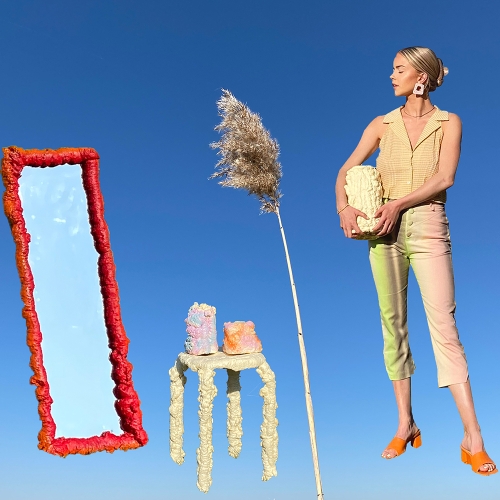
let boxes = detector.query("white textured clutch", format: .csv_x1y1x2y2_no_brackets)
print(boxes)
344,165,383,240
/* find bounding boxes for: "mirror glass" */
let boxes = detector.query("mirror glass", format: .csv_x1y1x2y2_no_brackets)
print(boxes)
19,164,121,438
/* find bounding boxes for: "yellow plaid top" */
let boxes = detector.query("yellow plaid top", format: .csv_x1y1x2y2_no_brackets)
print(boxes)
376,106,449,203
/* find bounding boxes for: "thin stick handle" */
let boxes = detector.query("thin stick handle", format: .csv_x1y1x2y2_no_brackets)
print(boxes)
276,208,324,500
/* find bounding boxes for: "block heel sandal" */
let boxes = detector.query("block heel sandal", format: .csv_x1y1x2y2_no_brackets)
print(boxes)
461,446,498,476
383,430,421,459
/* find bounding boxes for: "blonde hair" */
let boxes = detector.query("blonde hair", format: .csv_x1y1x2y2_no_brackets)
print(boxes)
398,46,449,92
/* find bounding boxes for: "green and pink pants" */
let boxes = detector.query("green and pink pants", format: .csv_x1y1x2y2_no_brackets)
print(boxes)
369,201,468,388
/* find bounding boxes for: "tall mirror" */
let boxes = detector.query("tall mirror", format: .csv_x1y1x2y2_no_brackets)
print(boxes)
2,147,148,456
19,164,120,438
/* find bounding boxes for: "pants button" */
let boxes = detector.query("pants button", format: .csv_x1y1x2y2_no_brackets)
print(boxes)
409,208,414,214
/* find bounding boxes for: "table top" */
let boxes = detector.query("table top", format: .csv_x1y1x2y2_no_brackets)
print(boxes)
177,350,266,371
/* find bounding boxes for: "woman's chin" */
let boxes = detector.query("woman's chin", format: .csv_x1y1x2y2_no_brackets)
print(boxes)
394,89,409,98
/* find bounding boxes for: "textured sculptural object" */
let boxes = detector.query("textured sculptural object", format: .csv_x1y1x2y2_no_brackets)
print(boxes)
1,146,147,456
169,351,278,493
223,321,262,355
344,165,383,239
184,302,218,355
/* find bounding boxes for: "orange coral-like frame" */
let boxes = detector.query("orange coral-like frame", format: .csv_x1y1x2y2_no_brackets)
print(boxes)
2,146,148,456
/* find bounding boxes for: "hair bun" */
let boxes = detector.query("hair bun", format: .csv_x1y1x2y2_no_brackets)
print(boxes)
436,58,448,87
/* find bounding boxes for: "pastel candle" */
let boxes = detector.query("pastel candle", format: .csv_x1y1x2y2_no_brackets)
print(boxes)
222,321,262,355
184,303,218,355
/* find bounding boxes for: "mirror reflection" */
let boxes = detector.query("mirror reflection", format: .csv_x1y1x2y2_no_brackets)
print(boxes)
19,164,120,438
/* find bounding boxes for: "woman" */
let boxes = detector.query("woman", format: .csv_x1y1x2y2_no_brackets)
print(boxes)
334,46,496,475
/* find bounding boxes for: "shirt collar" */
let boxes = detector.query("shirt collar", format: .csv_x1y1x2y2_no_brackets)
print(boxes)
382,106,449,151
383,105,449,124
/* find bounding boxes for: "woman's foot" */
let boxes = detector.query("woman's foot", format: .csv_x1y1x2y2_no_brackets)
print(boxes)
461,432,496,474
381,421,420,459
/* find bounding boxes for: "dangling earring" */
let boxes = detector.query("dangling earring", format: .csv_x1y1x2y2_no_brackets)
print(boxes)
413,82,425,95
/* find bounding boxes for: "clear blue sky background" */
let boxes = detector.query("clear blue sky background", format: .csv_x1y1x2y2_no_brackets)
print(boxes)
0,1,499,499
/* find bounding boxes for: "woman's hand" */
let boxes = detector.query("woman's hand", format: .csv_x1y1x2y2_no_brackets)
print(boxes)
339,206,368,239
372,201,401,237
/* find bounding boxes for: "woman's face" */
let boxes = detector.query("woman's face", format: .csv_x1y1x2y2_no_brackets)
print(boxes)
390,53,426,97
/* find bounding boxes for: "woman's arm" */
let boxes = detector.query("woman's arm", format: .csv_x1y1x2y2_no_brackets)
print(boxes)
335,116,385,238
372,113,462,236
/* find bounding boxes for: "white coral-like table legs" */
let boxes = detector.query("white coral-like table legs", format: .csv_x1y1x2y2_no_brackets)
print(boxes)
226,369,243,458
196,368,217,492
168,359,187,465
169,351,278,493
257,362,278,481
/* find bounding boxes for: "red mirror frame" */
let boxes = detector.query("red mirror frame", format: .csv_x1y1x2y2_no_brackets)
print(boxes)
2,146,148,456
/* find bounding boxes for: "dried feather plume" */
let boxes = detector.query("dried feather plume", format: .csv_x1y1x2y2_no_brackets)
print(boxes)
210,89,282,213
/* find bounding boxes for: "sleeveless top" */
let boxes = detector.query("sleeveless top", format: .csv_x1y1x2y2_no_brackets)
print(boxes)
376,106,449,203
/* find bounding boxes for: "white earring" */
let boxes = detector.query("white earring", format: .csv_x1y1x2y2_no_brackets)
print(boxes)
413,83,425,95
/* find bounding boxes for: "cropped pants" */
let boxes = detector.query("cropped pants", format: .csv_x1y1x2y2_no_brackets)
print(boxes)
368,201,468,388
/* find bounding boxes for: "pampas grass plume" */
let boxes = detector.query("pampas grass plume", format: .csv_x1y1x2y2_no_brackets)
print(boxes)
210,89,282,214
210,89,325,499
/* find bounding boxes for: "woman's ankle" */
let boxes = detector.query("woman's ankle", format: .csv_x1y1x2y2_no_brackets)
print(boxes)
464,425,482,438
397,417,415,428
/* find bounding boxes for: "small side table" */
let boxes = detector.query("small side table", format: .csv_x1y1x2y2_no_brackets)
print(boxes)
169,351,278,493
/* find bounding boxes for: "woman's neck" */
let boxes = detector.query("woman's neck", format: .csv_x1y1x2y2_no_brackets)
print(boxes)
403,95,434,116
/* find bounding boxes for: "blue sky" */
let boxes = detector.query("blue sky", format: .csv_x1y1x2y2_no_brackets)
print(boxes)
1,1,500,499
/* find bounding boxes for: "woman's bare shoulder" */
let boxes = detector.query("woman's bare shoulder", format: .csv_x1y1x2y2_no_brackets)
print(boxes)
365,115,388,139
370,115,386,125
447,112,462,124
442,112,462,133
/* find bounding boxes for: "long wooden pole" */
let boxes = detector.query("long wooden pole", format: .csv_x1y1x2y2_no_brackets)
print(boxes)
275,208,324,500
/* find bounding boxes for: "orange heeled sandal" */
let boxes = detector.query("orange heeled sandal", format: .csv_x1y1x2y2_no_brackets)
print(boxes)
382,430,422,459
461,446,498,476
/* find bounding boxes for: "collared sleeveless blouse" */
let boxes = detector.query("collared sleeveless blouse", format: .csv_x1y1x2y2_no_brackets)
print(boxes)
376,106,449,203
